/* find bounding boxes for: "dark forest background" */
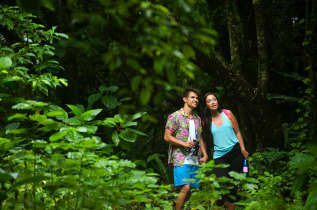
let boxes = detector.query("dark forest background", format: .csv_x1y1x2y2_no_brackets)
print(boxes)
0,0,316,209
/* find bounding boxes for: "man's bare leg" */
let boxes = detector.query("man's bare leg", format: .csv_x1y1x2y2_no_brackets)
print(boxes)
176,184,191,210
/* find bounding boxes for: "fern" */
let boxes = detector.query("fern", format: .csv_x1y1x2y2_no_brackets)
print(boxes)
261,148,287,164
147,153,171,183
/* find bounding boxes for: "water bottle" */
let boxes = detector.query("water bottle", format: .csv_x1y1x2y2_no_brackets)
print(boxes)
243,159,248,177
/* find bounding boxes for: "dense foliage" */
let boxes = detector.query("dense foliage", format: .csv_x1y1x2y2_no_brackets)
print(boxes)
0,0,316,209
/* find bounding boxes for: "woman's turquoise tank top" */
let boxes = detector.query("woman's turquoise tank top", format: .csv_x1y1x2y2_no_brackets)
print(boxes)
211,112,239,159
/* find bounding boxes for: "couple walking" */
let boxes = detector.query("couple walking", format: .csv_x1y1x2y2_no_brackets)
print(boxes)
164,88,249,210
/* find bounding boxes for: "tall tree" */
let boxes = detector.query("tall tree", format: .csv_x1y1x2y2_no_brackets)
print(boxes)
201,0,317,151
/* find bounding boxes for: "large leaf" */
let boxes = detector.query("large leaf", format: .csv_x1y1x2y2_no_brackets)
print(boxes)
119,129,137,142
101,95,118,109
46,111,65,117
26,100,48,107
49,131,66,141
0,57,12,70
140,89,151,106
305,190,317,210
126,128,147,136
8,113,27,121
66,104,83,118
5,128,28,134
87,93,101,109
1,76,23,84
76,126,98,134
63,117,81,125
102,119,117,127
131,112,147,120
48,105,68,120
290,154,315,172
5,122,20,130
291,173,307,196
81,109,102,121
99,85,118,93
122,122,137,127
112,131,120,146
12,103,32,110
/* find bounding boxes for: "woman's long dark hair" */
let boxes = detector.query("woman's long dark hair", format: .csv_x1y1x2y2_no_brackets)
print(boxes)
202,92,222,159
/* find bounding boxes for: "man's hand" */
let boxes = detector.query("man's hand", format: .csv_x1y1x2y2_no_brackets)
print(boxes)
199,156,208,164
182,141,195,148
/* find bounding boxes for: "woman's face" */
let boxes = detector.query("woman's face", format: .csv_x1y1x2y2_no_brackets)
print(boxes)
205,94,218,111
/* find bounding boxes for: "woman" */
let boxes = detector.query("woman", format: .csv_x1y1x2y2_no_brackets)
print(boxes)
202,92,249,210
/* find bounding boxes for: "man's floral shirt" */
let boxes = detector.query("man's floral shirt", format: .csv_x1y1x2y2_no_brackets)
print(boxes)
165,108,202,167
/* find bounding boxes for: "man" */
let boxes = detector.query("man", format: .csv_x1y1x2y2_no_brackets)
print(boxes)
164,88,208,210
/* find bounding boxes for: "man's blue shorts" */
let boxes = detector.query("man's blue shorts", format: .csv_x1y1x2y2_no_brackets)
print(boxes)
174,164,200,188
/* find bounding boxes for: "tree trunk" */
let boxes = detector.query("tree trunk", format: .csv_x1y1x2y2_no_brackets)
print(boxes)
305,0,317,142
224,0,242,73
223,0,258,152
252,0,268,93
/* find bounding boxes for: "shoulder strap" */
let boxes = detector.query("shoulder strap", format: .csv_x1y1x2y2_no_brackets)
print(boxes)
222,109,235,129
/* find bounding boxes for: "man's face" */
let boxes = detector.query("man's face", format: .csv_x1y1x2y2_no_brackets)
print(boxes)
184,92,198,108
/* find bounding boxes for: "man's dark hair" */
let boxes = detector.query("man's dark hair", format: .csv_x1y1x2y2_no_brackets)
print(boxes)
183,88,200,98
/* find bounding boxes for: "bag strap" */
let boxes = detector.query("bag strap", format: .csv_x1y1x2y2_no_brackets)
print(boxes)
222,109,235,129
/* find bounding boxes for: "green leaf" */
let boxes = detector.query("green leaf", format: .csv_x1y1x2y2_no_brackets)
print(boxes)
229,171,246,180
131,76,142,91
126,58,140,70
126,128,147,136
119,97,131,102
49,131,66,141
26,100,48,107
0,171,14,183
66,104,83,118
12,175,48,188
291,174,307,195
102,95,118,109
1,76,23,84
99,85,118,93
119,129,137,142
48,105,68,120
76,126,98,134
147,153,164,163
8,113,27,121
140,89,151,106
290,154,315,171
154,56,166,75
63,117,81,125
305,190,317,210
5,122,20,130
0,57,13,70
6,128,28,134
122,122,137,127
132,112,147,120
41,0,55,11
112,131,120,146
46,111,65,117
4,19,14,29
87,93,101,109
102,119,117,127
81,109,102,121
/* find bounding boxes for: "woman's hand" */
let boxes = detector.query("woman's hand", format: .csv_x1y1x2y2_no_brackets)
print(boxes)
199,156,208,164
241,149,249,159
